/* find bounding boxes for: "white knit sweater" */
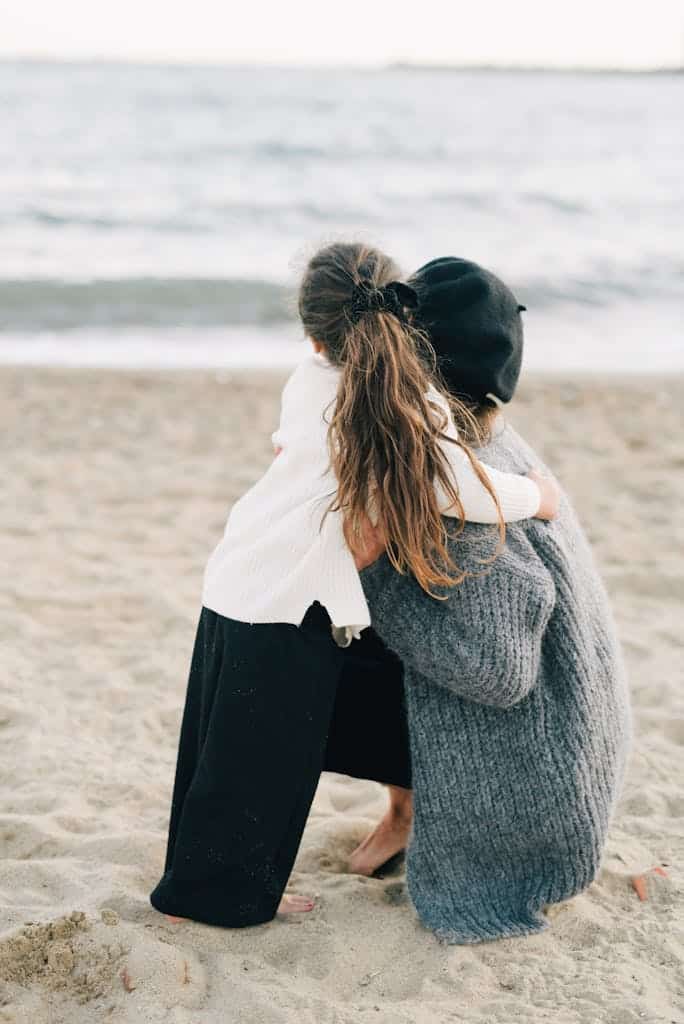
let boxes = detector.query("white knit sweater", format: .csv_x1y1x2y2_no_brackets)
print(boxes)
201,352,540,634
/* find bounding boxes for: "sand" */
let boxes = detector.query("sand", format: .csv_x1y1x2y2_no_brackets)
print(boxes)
1,366,682,1024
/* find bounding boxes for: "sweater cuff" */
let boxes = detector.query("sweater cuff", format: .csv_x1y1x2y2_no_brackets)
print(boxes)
490,471,540,522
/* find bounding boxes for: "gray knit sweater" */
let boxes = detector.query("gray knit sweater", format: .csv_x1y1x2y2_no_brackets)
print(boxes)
359,420,633,944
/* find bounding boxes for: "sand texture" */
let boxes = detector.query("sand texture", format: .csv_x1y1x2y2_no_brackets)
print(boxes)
1,367,682,1024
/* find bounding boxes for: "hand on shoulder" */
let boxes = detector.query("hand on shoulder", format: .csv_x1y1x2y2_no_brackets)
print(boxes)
527,470,561,521
348,514,386,570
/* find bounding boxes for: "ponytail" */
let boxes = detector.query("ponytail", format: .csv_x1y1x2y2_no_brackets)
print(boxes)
298,242,504,597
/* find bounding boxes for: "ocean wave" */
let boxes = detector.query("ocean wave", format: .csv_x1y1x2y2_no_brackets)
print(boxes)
0,279,294,331
517,267,684,308
1,270,682,331
11,200,379,233
520,192,589,215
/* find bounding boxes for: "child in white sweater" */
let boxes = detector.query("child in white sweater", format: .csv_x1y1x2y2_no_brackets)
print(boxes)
150,242,558,929
202,248,557,645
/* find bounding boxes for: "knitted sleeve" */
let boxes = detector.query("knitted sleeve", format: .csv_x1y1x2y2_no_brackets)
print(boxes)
428,389,540,524
360,534,556,709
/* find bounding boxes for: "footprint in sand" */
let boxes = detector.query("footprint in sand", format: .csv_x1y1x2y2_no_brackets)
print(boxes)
620,791,666,817
122,939,207,1009
0,818,63,860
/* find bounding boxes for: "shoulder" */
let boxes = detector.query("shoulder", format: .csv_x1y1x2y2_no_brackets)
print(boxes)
450,520,557,607
474,421,546,475
424,384,460,439
361,534,556,653
424,383,456,420
280,352,341,410
478,423,588,555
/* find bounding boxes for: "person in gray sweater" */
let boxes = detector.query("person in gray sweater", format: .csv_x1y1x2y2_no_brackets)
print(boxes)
356,258,634,943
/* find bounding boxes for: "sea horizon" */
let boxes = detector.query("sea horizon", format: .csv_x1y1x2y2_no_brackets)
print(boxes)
2,61,681,371
2,55,683,74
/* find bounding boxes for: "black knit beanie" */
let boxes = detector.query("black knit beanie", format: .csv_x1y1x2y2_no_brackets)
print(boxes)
409,257,525,404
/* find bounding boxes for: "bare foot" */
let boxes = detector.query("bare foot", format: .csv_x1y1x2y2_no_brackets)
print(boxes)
349,809,412,877
277,893,315,914
165,893,314,924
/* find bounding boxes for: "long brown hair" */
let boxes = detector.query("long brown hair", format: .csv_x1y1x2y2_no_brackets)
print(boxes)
298,242,503,597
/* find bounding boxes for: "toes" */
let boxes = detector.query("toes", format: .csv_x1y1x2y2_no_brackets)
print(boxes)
278,894,315,914
289,896,315,909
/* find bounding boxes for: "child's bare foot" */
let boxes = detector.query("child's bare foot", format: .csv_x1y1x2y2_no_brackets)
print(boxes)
277,893,316,914
349,807,412,877
164,892,314,925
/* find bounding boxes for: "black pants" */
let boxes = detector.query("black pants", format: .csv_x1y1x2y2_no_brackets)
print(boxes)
149,603,410,928
323,619,411,789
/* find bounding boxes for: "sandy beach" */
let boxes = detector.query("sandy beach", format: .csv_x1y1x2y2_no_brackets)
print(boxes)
1,366,682,1024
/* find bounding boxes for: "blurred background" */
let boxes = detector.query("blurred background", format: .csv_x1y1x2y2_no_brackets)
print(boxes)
1,0,682,371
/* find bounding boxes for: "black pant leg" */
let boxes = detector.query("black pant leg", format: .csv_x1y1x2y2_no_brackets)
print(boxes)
150,604,343,928
161,606,222,874
323,628,412,790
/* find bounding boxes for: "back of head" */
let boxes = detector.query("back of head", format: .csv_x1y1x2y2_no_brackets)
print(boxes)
298,242,503,596
409,257,525,407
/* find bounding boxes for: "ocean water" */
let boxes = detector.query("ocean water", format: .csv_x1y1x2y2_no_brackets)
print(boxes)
1,60,682,370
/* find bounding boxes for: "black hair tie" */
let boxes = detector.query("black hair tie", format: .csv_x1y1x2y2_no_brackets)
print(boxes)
384,280,419,316
347,280,419,324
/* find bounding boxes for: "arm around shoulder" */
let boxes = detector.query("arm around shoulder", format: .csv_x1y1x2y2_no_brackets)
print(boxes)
427,392,541,524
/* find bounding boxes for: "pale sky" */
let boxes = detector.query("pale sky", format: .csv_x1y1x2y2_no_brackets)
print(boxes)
0,0,682,69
